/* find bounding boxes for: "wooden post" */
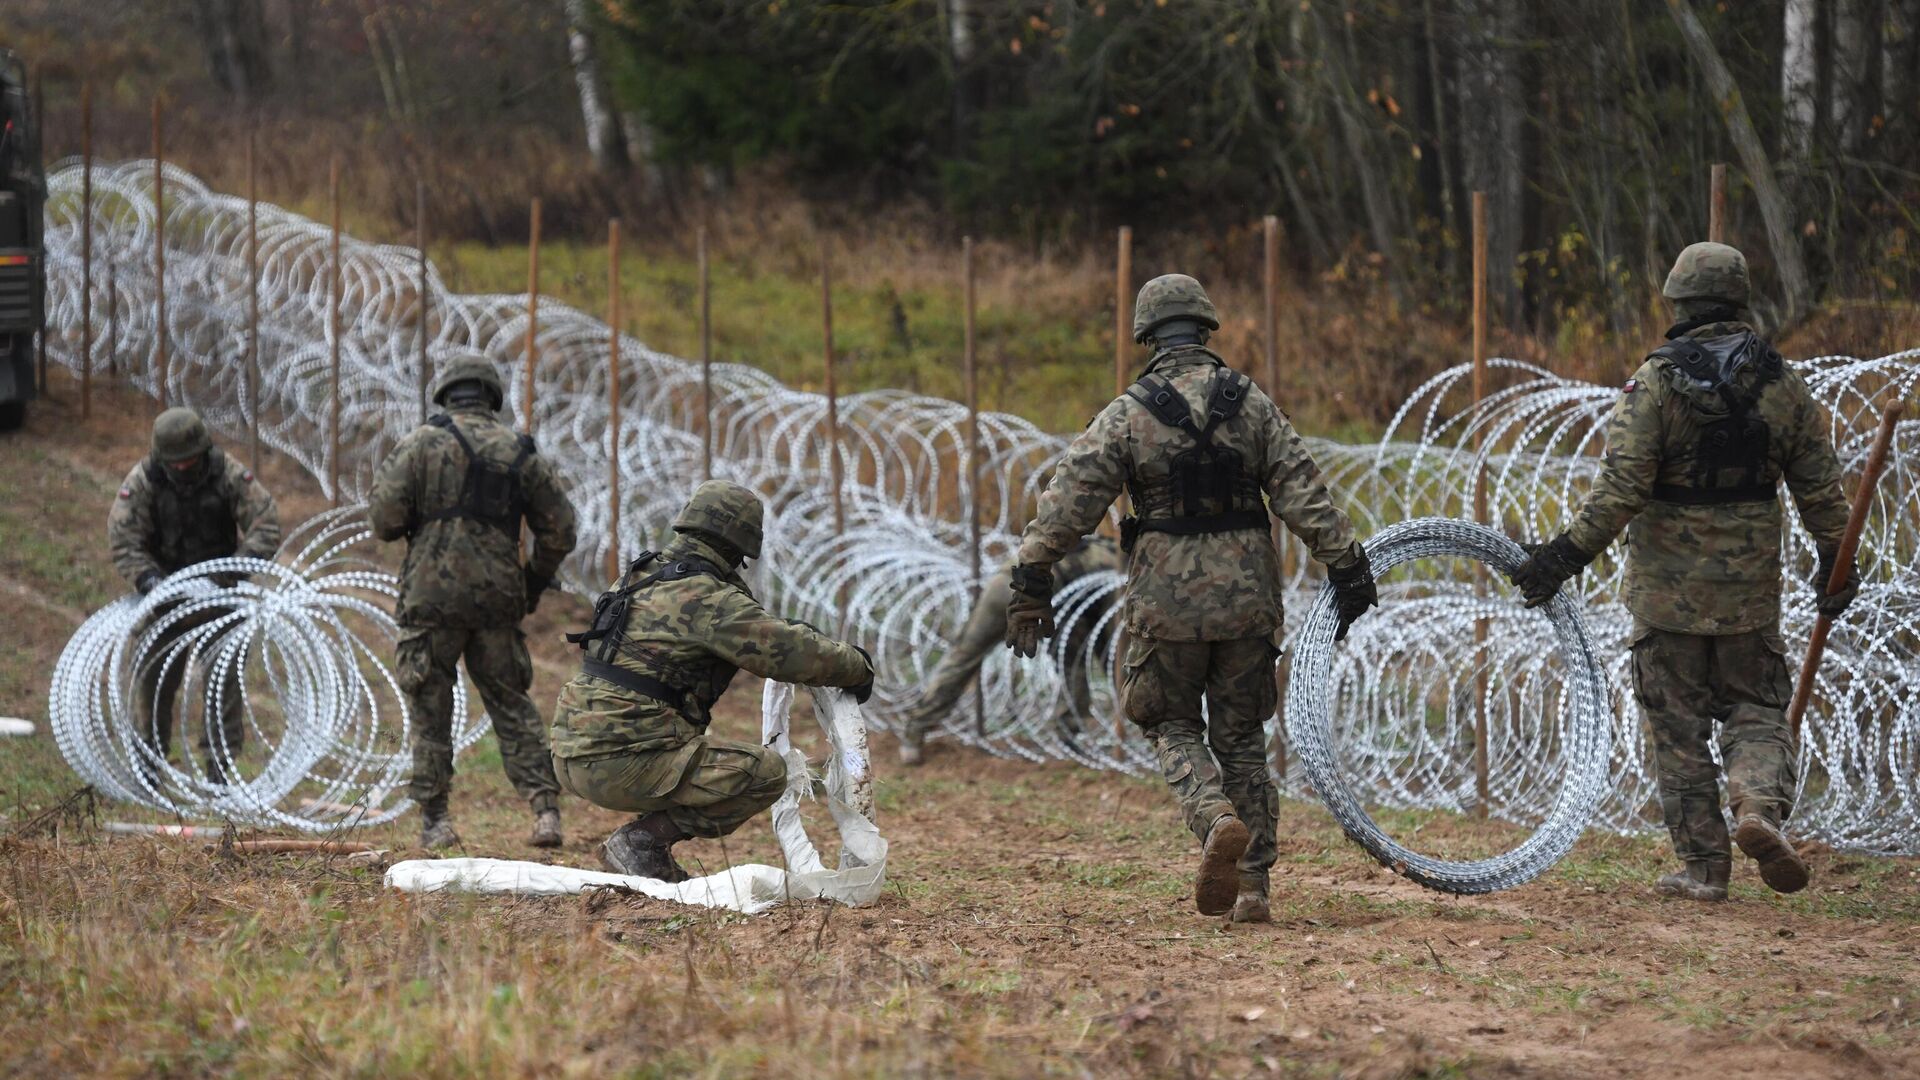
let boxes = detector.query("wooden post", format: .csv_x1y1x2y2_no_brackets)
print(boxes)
327,156,342,507
606,219,623,582
523,197,541,433
152,97,167,409
245,130,259,473
1111,225,1132,744
1470,190,1491,818
1263,214,1289,777
964,236,984,737
79,80,92,419
1708,163,1728,244
699,226,713,481
33,67,44,396
415,180,429,424
107,265,117,378
822,241,843,537
1788,400,1906,743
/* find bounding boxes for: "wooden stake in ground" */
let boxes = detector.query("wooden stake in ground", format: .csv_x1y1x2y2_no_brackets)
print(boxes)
524,197,541,433
1111,225,1133,744
415,179,429,424
1470,190,1491,819
606,219,623,582
327,156,342,507
1263,214,1289,778
1789,400,1906,744
699,225,713,481
246,130,259,473
1709,162,1728,244
821,241,844,538
964,236,984,737
152,97,167,409
79,80,92,420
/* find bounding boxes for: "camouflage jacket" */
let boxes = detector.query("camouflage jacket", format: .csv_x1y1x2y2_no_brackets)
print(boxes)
367,403,578,629
1017,347,1362,642
108,448,281,588
548,533,874,761
1564,321,1851,634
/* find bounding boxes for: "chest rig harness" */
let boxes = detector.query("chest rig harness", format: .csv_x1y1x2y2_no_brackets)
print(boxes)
1648,332,1783,505
420,413,534,535
146,446,239,571
566,550,734,721
1118,363,1268,553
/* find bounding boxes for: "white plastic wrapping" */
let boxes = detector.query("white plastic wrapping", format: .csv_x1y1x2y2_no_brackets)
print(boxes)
384,683,887,913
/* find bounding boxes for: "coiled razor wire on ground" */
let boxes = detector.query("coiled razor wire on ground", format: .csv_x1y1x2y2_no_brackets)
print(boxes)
49,508,484,830
32,159,1920,862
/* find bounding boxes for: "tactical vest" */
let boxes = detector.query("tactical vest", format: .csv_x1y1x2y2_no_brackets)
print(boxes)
145,447,239,572
1649,332,1783,505
1119,365,1268,552
420,413,533,534
566,550,738,724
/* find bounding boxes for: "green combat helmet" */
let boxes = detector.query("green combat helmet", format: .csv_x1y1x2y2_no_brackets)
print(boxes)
432,353,505,411
1663,242,1750,309
672,480,765,560
152,407,212,463
1132,274,1221,345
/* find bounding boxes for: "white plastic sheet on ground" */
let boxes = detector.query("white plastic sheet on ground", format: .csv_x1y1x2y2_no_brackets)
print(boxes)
384,683,887,913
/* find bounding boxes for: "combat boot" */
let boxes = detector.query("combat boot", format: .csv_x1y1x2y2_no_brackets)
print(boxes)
601,812,691,882
1229,890,1272,923
1654,860,1729,902
1733,814,1810,894
418,798,460,851
1195,814,1251,916
528,807,563,849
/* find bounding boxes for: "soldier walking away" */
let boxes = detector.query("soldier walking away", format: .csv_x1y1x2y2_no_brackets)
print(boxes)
108,407,281,785
368,354,579,851
896,535,1118,766
1006,275,1376,923
1511,242,1856,902
550,481,876,881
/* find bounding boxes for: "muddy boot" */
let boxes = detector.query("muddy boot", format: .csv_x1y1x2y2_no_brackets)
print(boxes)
1654,860,1729,902
1195,814,1251,917
1733,815,1810,894
418,797,460,851
528,808,563,849
1229,890,1272,923
601,812,691,882
897,729,925,767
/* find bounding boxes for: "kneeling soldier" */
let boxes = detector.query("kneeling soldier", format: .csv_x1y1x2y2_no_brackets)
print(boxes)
550,481,876,880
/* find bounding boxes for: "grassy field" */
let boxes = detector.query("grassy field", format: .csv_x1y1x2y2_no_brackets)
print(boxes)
5,380,1920,1078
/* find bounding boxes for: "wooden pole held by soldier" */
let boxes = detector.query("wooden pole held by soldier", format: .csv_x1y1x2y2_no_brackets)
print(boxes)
1708,163,1728,244
245,130,259,473
32,67,44,396
1470,190,1491,818
1263,214,1289,777
1788,399,1905,744
606,219,623,581
699,226,713,481
524,197,541,433
415,180,429,424
152,97,167,409
822,240,844,538
79,80,92,419
1111,225,1133,744
327,156,342,507
964,236,984,737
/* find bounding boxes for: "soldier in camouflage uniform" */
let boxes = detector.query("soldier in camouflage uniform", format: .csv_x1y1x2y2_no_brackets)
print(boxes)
550,481,876,881
1008,275,1377,922
108,408,281,784
1513,242,1856,901
896,535,1118,765
368,354,579,850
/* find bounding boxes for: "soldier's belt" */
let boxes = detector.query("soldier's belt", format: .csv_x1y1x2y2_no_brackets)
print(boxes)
1120,509,1269,553
579,656,691,713
1649,482,1776,505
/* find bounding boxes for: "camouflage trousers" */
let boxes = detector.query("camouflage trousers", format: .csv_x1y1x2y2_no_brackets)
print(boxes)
396,625,559,813
1121,635,1281,892
554,738,787,840
134,601,245,774
1631,621,1796,867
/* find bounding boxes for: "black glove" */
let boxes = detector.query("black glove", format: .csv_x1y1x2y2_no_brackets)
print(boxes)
1509,534,1592,609
1327,545,1379,642
1004,563,1056,659
1813,549,1860,619
850,645,876,705
524,568,552,615
136,570,163,595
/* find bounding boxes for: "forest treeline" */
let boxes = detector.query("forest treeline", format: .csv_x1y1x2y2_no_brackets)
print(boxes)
587,0,1920,333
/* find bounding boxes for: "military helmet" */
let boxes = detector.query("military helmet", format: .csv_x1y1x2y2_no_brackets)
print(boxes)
672,480,764,560
1132,274,1221,344
1662,242,1750,308
151,407,212,463
431,353,505,410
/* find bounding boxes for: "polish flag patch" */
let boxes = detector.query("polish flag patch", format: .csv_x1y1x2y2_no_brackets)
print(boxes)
118,487,132,499
1623,379,1639,393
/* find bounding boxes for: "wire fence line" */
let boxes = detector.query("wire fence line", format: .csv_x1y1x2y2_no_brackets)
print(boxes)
36,160,1920,854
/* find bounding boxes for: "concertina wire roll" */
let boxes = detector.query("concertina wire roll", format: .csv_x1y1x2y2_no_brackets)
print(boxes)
32,160,1920,871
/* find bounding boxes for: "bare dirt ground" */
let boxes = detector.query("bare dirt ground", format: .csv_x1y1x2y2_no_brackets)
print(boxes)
3,376,1918,1078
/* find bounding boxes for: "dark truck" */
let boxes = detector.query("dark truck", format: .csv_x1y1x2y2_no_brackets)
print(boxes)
0,49,43,431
